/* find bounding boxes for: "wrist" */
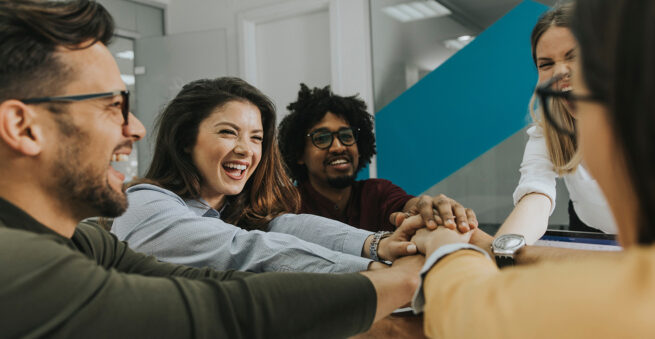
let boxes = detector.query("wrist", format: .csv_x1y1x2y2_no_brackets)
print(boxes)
370,231,393,262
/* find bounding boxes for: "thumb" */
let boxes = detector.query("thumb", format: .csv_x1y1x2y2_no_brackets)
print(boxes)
386,241,418,261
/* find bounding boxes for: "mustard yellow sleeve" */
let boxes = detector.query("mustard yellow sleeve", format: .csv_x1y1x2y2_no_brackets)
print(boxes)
422,247,655,339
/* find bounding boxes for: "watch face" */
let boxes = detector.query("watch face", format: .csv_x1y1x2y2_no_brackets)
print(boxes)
498,237,523,249
493,234,526,253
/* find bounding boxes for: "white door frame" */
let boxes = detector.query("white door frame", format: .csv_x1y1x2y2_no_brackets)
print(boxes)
237,0,376,177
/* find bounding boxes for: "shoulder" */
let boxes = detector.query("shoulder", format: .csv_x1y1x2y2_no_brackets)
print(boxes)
0,226,89,276
526,124,544,138
126,183,187,206
358,178,405,192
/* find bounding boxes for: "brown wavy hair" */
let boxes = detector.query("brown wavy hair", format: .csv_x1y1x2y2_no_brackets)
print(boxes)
136,77,300,230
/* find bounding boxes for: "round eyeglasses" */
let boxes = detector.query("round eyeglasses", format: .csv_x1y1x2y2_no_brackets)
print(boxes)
307,127,359,150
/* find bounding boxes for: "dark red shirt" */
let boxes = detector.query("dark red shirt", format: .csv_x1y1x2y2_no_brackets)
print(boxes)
298,179,414,232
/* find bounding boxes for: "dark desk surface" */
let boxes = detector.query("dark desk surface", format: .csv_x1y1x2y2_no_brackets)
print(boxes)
351,312,426,339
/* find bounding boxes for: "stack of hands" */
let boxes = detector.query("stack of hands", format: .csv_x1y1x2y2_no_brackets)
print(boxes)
373,194,479,266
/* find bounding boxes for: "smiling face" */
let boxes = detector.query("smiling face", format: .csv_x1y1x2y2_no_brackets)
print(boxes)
191,100,263,208
535,26,577,89
41,42,146,219
299,112,360,189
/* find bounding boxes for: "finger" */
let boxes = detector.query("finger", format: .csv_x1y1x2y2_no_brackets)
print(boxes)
453,204,470,233
396,214,425,237
435,196,457,230
390,211,407,227
387,241,418,260
416,196,437,229
433,213,444,226
466,208,479,229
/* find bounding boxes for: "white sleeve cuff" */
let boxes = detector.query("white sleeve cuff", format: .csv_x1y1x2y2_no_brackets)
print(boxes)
411,243,490,313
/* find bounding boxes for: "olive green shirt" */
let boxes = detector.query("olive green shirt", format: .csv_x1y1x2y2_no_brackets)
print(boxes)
0,198,376,338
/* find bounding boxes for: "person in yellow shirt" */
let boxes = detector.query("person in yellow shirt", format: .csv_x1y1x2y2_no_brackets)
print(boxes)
411,0,655,337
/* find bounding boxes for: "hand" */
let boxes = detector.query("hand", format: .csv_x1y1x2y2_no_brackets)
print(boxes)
390,194,478,233
424,226,473,258
469,228,494,257
377,216,425,261
410,227,431,254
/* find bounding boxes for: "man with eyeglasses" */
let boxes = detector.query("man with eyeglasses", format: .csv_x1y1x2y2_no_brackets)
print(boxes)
279,84,478,236
0,1,424,337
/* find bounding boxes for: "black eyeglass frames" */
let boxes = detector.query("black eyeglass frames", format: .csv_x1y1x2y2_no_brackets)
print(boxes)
21,90,130,125
307,127,359,150
535,75,601,137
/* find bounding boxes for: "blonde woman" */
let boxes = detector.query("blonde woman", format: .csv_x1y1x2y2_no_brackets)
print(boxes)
496,3,616,244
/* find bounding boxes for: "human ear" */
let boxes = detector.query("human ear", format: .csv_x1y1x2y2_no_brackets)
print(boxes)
0,100,43,156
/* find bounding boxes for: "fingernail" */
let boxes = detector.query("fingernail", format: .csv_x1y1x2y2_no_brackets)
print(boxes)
407,244,417,253
447,219,455,225
461,222,468,228
428,220,437,228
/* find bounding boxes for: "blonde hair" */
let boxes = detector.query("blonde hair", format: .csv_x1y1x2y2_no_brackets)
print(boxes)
530,2,580,175
529,94,581,175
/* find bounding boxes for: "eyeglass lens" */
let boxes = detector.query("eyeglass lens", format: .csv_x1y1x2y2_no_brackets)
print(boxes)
312,129,356,149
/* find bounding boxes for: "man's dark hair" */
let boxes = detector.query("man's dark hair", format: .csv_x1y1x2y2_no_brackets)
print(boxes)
278,84,376,181
0,0,114,102
572,0,655,243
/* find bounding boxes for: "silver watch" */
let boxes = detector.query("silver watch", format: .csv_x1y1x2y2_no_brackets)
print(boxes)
491,234,525,268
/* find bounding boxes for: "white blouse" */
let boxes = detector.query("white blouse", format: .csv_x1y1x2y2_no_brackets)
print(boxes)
513,125,617,234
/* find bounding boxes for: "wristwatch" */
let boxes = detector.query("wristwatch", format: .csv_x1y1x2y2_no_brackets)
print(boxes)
491,234,526,268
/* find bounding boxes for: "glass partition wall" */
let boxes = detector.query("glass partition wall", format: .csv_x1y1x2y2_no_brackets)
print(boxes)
368,0,570,231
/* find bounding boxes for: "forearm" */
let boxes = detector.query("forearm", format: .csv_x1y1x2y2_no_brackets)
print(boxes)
269,213,372,256
496,193,551,244
515,245,621,265
359,266,420,323
420,249,640,338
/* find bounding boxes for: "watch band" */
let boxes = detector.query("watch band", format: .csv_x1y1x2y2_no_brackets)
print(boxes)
370,231,392,262
495,255,515,268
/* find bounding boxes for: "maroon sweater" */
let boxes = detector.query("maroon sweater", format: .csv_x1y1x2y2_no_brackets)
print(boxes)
298,179,414,232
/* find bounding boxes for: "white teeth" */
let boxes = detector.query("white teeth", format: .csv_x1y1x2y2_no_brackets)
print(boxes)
330,159,348,165
111,154,129,162
224,163,247,171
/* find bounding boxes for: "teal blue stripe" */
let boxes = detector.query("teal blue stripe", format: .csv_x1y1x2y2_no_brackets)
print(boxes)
375,0,548,195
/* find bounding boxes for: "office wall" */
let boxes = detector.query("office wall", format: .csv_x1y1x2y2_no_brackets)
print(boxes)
371,0,569,226
164,0,374,116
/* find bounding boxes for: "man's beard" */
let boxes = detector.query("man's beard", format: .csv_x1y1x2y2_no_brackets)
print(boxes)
327,174,356,189
52,123,127,219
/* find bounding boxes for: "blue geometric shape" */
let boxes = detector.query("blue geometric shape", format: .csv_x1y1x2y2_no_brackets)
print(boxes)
375,0,548,195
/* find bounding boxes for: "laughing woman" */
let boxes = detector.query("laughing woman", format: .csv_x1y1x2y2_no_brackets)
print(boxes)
413,0,655,337
112,77,418,273
496,3,616,246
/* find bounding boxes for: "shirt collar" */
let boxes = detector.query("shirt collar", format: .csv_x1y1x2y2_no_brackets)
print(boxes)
185,198,225,218
0,197,64,237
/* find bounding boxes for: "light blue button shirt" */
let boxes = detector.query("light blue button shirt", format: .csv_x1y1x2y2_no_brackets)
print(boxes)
112,184,373,273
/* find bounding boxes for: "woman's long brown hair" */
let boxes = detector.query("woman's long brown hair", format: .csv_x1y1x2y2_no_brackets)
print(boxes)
134,77,300,231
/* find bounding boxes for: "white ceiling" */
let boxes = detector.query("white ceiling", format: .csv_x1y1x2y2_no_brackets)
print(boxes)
437,0,557,32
